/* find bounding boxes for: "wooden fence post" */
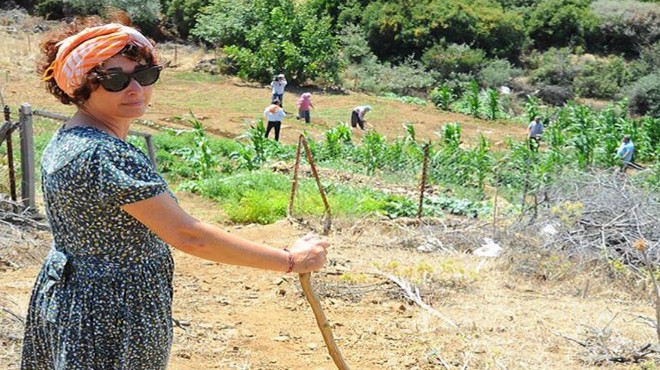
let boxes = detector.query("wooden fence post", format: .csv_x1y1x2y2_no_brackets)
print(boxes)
19,103,36,211
144,135,157,167
417,142,430,220
4,105,17,204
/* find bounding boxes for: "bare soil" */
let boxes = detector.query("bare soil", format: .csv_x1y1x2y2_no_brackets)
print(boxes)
0,27,657,370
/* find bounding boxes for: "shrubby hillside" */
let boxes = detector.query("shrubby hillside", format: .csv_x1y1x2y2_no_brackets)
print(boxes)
3,0,659,115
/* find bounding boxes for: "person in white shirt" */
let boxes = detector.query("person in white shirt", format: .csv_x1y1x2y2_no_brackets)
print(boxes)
270,74,287,108
264,99,286,141
351,105,371,130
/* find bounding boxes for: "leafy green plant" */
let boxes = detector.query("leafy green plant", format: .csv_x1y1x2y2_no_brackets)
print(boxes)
381,195,417,218
429,85,453,110
466,81,481,118
568,104,597,168
485,88,500,120
358,130,387,175
171,115,218,179
469,134,493,192
322,124,353,160
525,96,541,124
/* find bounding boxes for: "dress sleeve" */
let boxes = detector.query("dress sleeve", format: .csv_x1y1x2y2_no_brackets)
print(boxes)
93,142,168,206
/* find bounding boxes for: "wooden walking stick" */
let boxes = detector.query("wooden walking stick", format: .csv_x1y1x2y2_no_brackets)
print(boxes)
288,134,350,370
299,273,350,370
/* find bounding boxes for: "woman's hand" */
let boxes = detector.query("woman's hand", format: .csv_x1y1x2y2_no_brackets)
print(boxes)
288,233,330,273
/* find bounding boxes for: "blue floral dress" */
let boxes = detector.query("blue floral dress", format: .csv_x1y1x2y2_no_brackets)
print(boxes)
21,126,174,369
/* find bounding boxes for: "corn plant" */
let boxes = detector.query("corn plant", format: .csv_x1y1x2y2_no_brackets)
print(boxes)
172,115,218,179
468,134,493,192
485,88,500,120
323,124,353,160
466,81,481,118
230,119,271,170
358,130,387,175
430,84,453,110
568,104,597,169
640,117,660,162
596,104,625,167
525,96,540,123
429,123,469,186
440,122,462,149
403,122,416,144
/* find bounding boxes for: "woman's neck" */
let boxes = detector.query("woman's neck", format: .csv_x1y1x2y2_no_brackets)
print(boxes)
68,107,130,140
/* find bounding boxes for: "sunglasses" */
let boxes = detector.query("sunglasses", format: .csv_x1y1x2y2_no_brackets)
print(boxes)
95,65,163,92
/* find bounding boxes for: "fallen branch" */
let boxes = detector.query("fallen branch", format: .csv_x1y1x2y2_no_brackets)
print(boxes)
0,306,24,325
384,273,457,328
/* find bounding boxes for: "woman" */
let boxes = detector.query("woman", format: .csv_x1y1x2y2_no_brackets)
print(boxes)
296,92,314,124
22,20,329,369
264,98,286,141
351,105,371,130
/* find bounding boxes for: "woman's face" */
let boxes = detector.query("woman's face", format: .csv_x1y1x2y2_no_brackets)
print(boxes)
83,55,154,121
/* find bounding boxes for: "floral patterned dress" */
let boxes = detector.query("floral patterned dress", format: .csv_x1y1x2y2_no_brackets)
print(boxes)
21,125,174,369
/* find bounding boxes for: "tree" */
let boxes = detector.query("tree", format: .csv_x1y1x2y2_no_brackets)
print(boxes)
527,0,600,50
193,0,343,84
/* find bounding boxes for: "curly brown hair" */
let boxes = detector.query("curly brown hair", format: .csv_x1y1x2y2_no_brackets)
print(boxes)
38,16,157,107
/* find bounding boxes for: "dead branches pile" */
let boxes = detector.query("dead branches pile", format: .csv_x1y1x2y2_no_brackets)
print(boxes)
0,196,49,366
0,196,49,270
555,323,660,365
523,172,659,269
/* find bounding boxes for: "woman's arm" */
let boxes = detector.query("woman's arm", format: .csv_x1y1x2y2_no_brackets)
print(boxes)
121,193,329,273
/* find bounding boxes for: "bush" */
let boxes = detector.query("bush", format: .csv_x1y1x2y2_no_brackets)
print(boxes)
422,43,486,81
537,85,574,106
34,0,68,19
478,58,523,88
632,41,660,78
590,0,660,56
352,0,526,61
627,73,660,117
573,56,633,99
341,26,435,95
529,47,578,86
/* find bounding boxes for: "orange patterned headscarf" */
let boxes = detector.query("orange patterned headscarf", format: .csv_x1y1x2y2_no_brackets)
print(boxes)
42,23,157,97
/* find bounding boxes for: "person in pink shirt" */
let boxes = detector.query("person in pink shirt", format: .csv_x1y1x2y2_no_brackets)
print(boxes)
296,92,314,124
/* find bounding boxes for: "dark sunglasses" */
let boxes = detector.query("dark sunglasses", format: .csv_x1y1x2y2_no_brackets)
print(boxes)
95,65,163,92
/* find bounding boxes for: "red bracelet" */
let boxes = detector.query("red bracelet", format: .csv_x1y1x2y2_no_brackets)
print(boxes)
284,248,295,273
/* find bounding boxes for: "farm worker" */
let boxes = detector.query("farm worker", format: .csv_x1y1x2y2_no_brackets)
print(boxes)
527,116,544,151
351,105,372,130
270,73,287,108
264,98,286,141
23,19,330,370
615,135,643,172
296,92,314,124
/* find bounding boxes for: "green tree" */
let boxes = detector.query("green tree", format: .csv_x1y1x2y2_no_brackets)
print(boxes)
64,0,162,34
161,0,212,39
193,0,342,84
527,0,600,49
